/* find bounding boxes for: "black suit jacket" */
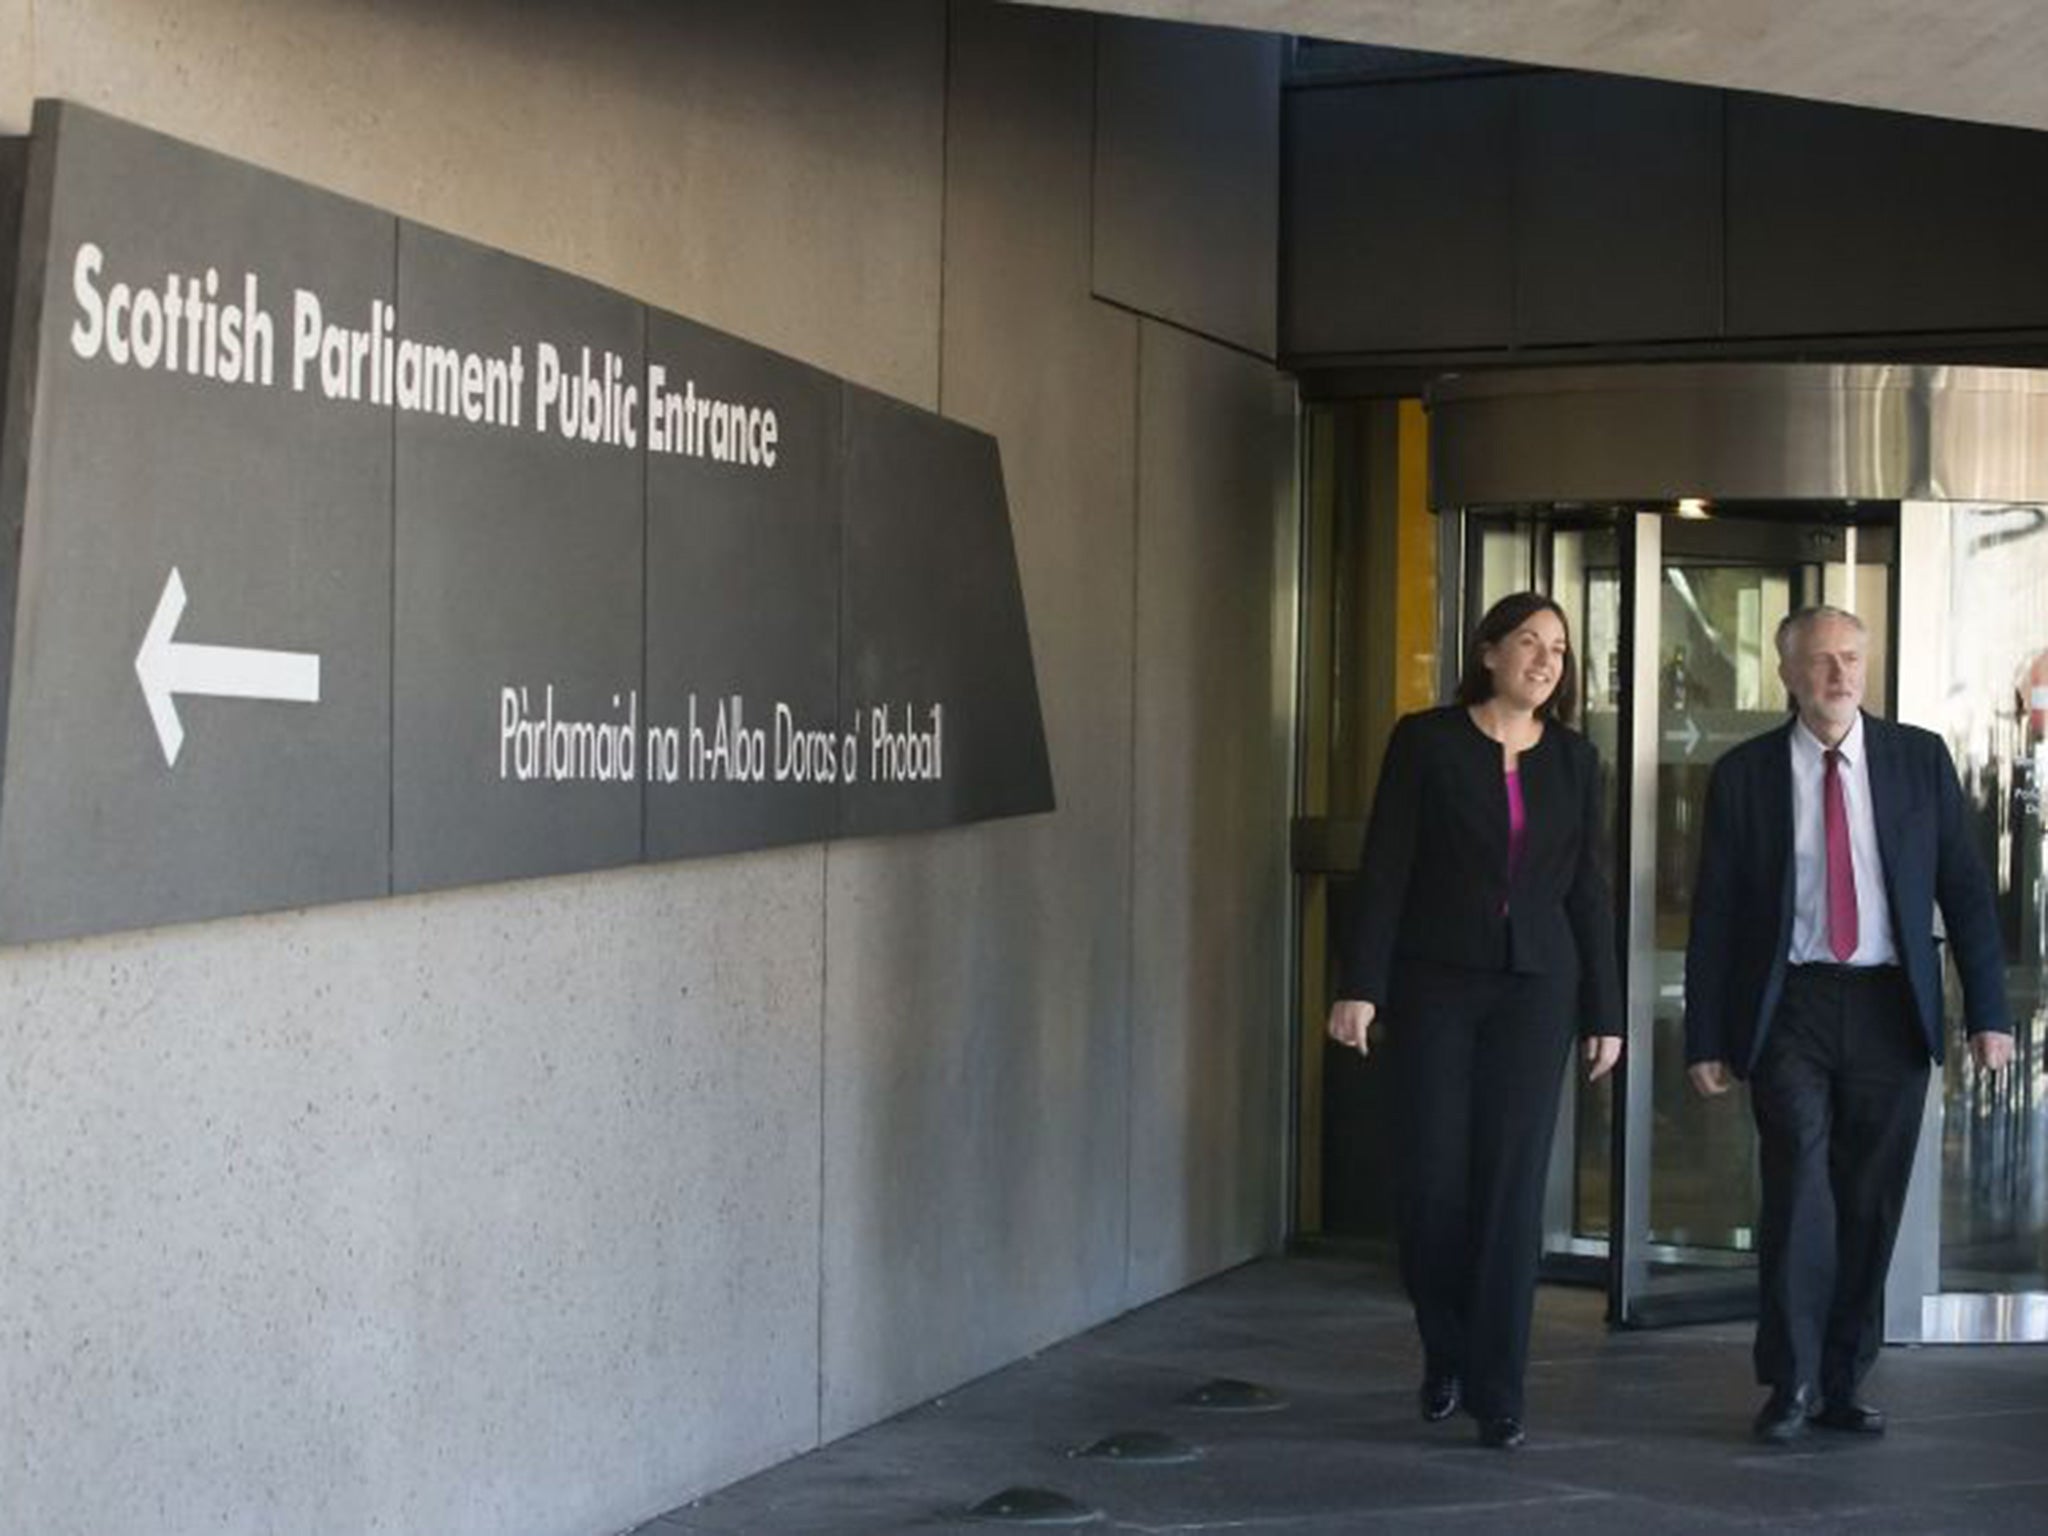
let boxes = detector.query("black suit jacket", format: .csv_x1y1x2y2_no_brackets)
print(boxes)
1683,713,2011,1076
1336,706,1623,1037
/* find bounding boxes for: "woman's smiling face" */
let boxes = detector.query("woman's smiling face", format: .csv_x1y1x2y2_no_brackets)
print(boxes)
1483,607,1568,712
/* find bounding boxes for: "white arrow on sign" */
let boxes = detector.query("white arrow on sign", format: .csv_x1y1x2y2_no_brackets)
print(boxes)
1663,714,1703,757
134,567,322,768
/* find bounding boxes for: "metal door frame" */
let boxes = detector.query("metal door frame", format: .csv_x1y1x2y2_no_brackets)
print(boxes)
1608,510,1664,1323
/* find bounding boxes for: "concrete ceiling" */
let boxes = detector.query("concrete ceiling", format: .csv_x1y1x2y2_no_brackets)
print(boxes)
1016,0,2048,132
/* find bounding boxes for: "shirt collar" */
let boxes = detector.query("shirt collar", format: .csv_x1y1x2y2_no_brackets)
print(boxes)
1793,710,1864,767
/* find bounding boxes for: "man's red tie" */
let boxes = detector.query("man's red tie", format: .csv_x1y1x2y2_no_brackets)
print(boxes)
1824,748,1858,962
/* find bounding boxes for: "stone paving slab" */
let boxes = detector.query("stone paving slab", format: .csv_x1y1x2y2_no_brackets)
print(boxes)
628,1255,2048,1534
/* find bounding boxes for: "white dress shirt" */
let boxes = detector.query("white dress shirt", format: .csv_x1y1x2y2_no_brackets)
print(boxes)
1787,714,1898,965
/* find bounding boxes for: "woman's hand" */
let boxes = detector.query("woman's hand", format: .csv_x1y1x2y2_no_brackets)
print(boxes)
1688,1060,1733,1096
1582,1034,1622,1082
1327,999,1376,1058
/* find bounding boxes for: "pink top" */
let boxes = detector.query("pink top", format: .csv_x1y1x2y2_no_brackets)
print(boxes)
1505,767,1527,887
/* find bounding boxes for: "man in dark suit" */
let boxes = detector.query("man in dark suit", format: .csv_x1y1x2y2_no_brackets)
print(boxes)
1685,605,2013,1444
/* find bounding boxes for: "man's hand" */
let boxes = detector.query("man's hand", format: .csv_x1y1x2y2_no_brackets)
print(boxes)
1971,1031,2016,1075
1327,999,1376,1058
1688,1060,1734,1097
1583,1035,1623,1082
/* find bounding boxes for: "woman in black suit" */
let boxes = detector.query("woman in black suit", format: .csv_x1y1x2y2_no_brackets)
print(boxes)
1326,590,1624,1449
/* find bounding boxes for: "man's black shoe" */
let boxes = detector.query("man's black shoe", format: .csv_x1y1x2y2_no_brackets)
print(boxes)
1811,1400,1886,1435
1752,1383,1814,1444
1418,1372,1461,1423
1477,1415,1525,1449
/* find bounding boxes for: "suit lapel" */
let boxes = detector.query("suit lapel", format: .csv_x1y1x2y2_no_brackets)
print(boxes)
1862,716,1913,962
1762,719,1797,956
1863,712,1906,869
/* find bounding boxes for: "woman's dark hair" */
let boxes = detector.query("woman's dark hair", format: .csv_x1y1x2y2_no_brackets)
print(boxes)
1453,591,1578,726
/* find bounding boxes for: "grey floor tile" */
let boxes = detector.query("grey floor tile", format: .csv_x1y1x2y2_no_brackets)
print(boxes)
634,1257,2048,1535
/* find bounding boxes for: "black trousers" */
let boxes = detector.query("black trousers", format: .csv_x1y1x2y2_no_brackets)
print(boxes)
1384,959,1576,1420
1748,964,1928,1399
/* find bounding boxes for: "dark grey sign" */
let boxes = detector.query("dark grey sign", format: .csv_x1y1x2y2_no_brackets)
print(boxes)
643,314,841,859
0,102,394,942
0,101,1053,944
839,387,1054,838
392,224,645,893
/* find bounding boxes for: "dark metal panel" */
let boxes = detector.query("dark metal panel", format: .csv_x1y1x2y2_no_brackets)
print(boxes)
0,102,393,942
1728,94,2048,337
837,387,1054,838
642,313,840,858
1515,75,1721,346
1283,78,1515,356
1094,16,1281,356
389,224,643,893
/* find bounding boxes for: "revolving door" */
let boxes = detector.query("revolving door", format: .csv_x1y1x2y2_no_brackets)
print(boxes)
1428,365,2048,1338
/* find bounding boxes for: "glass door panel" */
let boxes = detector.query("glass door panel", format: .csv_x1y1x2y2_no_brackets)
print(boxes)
1621,513,1896,1323
1931,504,2048,1322
1569,541,1621,1247
1459,508,1902,1324
1464,514,1620,1270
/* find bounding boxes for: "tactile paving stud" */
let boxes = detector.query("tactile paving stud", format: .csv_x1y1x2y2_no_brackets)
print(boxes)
964,1485,1103,1525
1072,1429,1203,1464
1176,1377,1288,1412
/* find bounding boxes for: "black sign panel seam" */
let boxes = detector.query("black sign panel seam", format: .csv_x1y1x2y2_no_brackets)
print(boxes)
638,299,650,866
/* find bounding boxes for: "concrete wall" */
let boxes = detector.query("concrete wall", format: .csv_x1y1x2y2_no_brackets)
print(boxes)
0,3,1295,1533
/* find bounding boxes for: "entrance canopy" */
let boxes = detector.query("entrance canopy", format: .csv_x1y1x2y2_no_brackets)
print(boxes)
1429,363,2048,510
1013,1,2048,134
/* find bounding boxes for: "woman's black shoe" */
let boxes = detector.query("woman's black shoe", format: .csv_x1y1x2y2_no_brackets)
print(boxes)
1752,1383,1814,1444
1812,1399,1885,1435
1477,1416,1525,1449
1418,1373,1461,1422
